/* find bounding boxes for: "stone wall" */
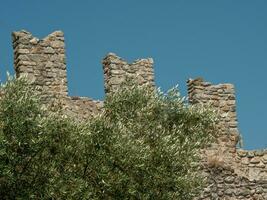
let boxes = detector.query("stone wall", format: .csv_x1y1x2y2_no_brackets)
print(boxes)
12,30,103,119
62,97,103,120
1,30,266,199
12,30,68,103
11,30,155,120
201,156,267,200
102,53,154,94
187,78,239,155
187,78,267,199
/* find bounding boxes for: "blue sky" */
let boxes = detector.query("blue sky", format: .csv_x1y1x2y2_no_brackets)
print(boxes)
0,0,266,150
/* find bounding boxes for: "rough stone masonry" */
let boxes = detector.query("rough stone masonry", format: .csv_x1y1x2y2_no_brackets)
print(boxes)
3,30,267,199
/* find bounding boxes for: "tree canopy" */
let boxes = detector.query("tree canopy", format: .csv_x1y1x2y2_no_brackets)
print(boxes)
0,77,216,199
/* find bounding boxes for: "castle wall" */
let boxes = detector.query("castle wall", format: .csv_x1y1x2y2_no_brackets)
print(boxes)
62,97,103,120
187,78,239,154
2,30,267,199
200,157,267,200
187,78,267,199
12,30,68,103
102,53,154,94
12,30,103,120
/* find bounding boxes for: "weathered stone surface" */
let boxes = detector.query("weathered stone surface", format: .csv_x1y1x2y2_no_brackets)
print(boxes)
12,30,68,104
188,78,267,200
102,53,154,94
29,37,39,44
4,30,267,200
250,157,261,164
50,40,65,48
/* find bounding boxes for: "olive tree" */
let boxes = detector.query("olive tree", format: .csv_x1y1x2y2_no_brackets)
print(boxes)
0,77,217,199
84,83,217,199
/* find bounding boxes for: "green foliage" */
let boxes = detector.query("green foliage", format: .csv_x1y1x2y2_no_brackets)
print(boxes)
0,77,217,199
0,77,87,199
88,85,217,199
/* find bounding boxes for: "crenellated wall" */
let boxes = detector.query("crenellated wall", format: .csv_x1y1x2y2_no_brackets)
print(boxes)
1,30,266,199
102,52,154,94
12,30,68,102
11,30,104,119
187,78,239,155
187,78,267,200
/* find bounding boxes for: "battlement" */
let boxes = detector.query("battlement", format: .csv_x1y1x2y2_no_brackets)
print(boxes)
187,78,239,153
1,30,266,199
12,30,68,102
102,53,154,94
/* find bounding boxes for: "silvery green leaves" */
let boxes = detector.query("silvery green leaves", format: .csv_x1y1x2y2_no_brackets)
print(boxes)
93,82,217,199
0,78,216,199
